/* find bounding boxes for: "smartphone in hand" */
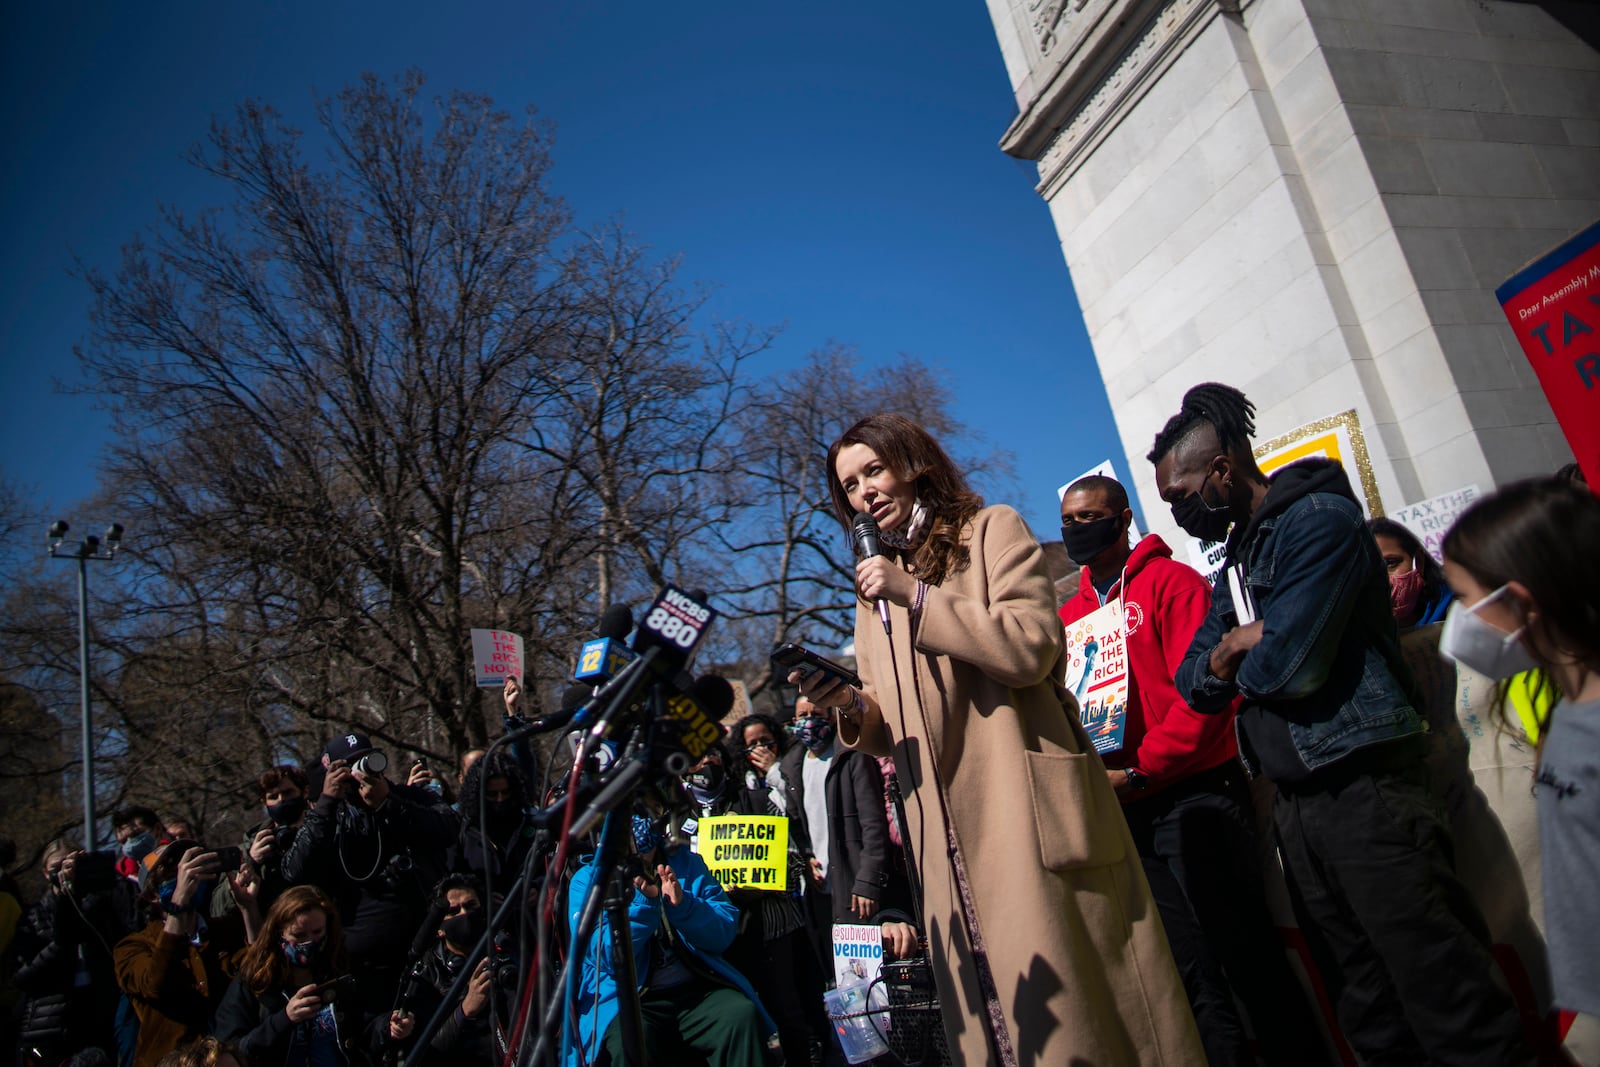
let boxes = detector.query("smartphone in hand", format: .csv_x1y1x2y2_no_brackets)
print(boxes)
769,643,862,689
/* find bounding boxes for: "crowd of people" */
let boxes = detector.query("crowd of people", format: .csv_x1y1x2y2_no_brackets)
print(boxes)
1,381,1595,1067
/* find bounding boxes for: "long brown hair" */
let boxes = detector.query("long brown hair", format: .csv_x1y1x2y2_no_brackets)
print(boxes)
1442,477,1600,742
234,884,348,994
827,414,984,586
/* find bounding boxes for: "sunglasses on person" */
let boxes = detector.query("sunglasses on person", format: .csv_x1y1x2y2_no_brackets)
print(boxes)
744,739,776,752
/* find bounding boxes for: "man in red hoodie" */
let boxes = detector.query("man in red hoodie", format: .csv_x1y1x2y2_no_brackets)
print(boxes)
1058,474,1329,1067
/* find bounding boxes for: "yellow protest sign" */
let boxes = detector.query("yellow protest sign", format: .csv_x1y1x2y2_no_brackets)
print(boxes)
694,815,788,892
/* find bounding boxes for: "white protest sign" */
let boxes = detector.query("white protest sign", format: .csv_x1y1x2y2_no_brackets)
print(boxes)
1057,460,1143,542
832,923,886,991
470,628,524,688
1388,485,1482,564
1063,597,1130,753
1184,536,1229,589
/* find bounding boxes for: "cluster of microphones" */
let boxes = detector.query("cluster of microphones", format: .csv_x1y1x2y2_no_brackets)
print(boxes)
539,586,735,807
536,507,893,813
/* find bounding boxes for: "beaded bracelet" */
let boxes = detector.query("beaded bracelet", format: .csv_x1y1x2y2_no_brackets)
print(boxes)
910,579,929,621
834,686,866,720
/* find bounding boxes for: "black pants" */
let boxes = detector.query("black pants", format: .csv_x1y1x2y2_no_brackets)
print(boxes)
1275,760,1533,1066
731,922,828,1067
1122,760,1332,1067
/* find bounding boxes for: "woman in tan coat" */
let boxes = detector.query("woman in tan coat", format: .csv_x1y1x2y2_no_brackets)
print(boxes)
794,414,1202,1066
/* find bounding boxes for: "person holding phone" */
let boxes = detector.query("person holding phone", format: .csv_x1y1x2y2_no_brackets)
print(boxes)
215,883,405,1066
12,839,140,1065
113,841,252,1066
794,413,1200,1066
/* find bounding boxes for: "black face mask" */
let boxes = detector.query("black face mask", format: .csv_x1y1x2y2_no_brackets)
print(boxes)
266,797,307,826
1061,515,1126,567
441,908,488,949
685,763,725,794
485,799,518,822
1170,478,1233,544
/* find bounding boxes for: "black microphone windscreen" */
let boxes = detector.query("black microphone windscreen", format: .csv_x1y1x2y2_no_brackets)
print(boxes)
685,589,709,606
560,684,591,711
688,674,736,720
852,511,883,558
597,604,634,640
409,901,448,960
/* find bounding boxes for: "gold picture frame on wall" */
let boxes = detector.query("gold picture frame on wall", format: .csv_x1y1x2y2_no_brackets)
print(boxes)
1253,409,1384,518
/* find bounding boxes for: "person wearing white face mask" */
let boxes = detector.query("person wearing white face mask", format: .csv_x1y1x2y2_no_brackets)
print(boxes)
1441,477,1600,1066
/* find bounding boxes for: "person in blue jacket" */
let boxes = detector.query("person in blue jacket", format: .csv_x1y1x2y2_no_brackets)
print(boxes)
566,814,775,1067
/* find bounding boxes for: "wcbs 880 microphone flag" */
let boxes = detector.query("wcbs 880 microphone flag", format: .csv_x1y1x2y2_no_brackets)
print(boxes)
633,585,722,763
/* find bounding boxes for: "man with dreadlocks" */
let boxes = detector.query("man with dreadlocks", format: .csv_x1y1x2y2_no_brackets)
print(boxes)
1152,383,1533,1067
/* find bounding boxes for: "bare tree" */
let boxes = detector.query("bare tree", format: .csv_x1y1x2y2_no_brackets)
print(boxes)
70,71,670,762
521,224,774,611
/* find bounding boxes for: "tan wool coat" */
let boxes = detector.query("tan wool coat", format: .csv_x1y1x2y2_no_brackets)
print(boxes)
842,505,1203,1066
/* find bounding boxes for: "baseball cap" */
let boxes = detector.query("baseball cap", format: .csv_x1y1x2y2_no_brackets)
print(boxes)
324,731,377,763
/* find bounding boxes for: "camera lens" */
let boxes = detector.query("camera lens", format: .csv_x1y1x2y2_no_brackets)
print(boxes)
354,751,388,775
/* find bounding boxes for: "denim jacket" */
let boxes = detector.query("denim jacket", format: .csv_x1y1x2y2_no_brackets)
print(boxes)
1175,460,1422,782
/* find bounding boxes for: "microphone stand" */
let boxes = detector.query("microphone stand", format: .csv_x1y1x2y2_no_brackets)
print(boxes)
401,701,594,1067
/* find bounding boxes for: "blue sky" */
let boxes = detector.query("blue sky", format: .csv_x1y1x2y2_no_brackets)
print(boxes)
0,1,1132,549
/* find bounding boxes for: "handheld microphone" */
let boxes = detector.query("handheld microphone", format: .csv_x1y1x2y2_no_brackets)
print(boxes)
852,511,893,635
575,605,638,684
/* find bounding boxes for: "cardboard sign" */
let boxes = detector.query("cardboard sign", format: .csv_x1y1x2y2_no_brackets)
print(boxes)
1062,597,1129,753
694,815,788,891
470,629,524,688
832,923,886,990
1497,219,1600,487
1388,485,1482,564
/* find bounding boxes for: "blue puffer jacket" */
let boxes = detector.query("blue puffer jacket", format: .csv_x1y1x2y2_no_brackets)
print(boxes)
564,846,776,1066
1176,458,1424,783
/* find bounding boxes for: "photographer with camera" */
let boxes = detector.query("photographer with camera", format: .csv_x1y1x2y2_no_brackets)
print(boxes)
208,765,312,927
215,883,406,1066
113,840,253,1066
387,874,510,1066
246,764,311,907
12,838,140,1065
280,733,459,1005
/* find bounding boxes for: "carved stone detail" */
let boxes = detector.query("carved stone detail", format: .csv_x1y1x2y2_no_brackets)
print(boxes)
1035,0,1207,182
1016,0,1235,196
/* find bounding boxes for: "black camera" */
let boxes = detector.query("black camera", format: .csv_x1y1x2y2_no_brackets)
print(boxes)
211,845,244,872
375,851,416,896
69,850,119,896
489,929,520,991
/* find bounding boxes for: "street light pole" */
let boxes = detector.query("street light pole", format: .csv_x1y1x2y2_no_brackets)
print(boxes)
48,520,124,851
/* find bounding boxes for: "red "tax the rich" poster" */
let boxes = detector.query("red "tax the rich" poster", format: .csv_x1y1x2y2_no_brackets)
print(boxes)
1496,219,1600,487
